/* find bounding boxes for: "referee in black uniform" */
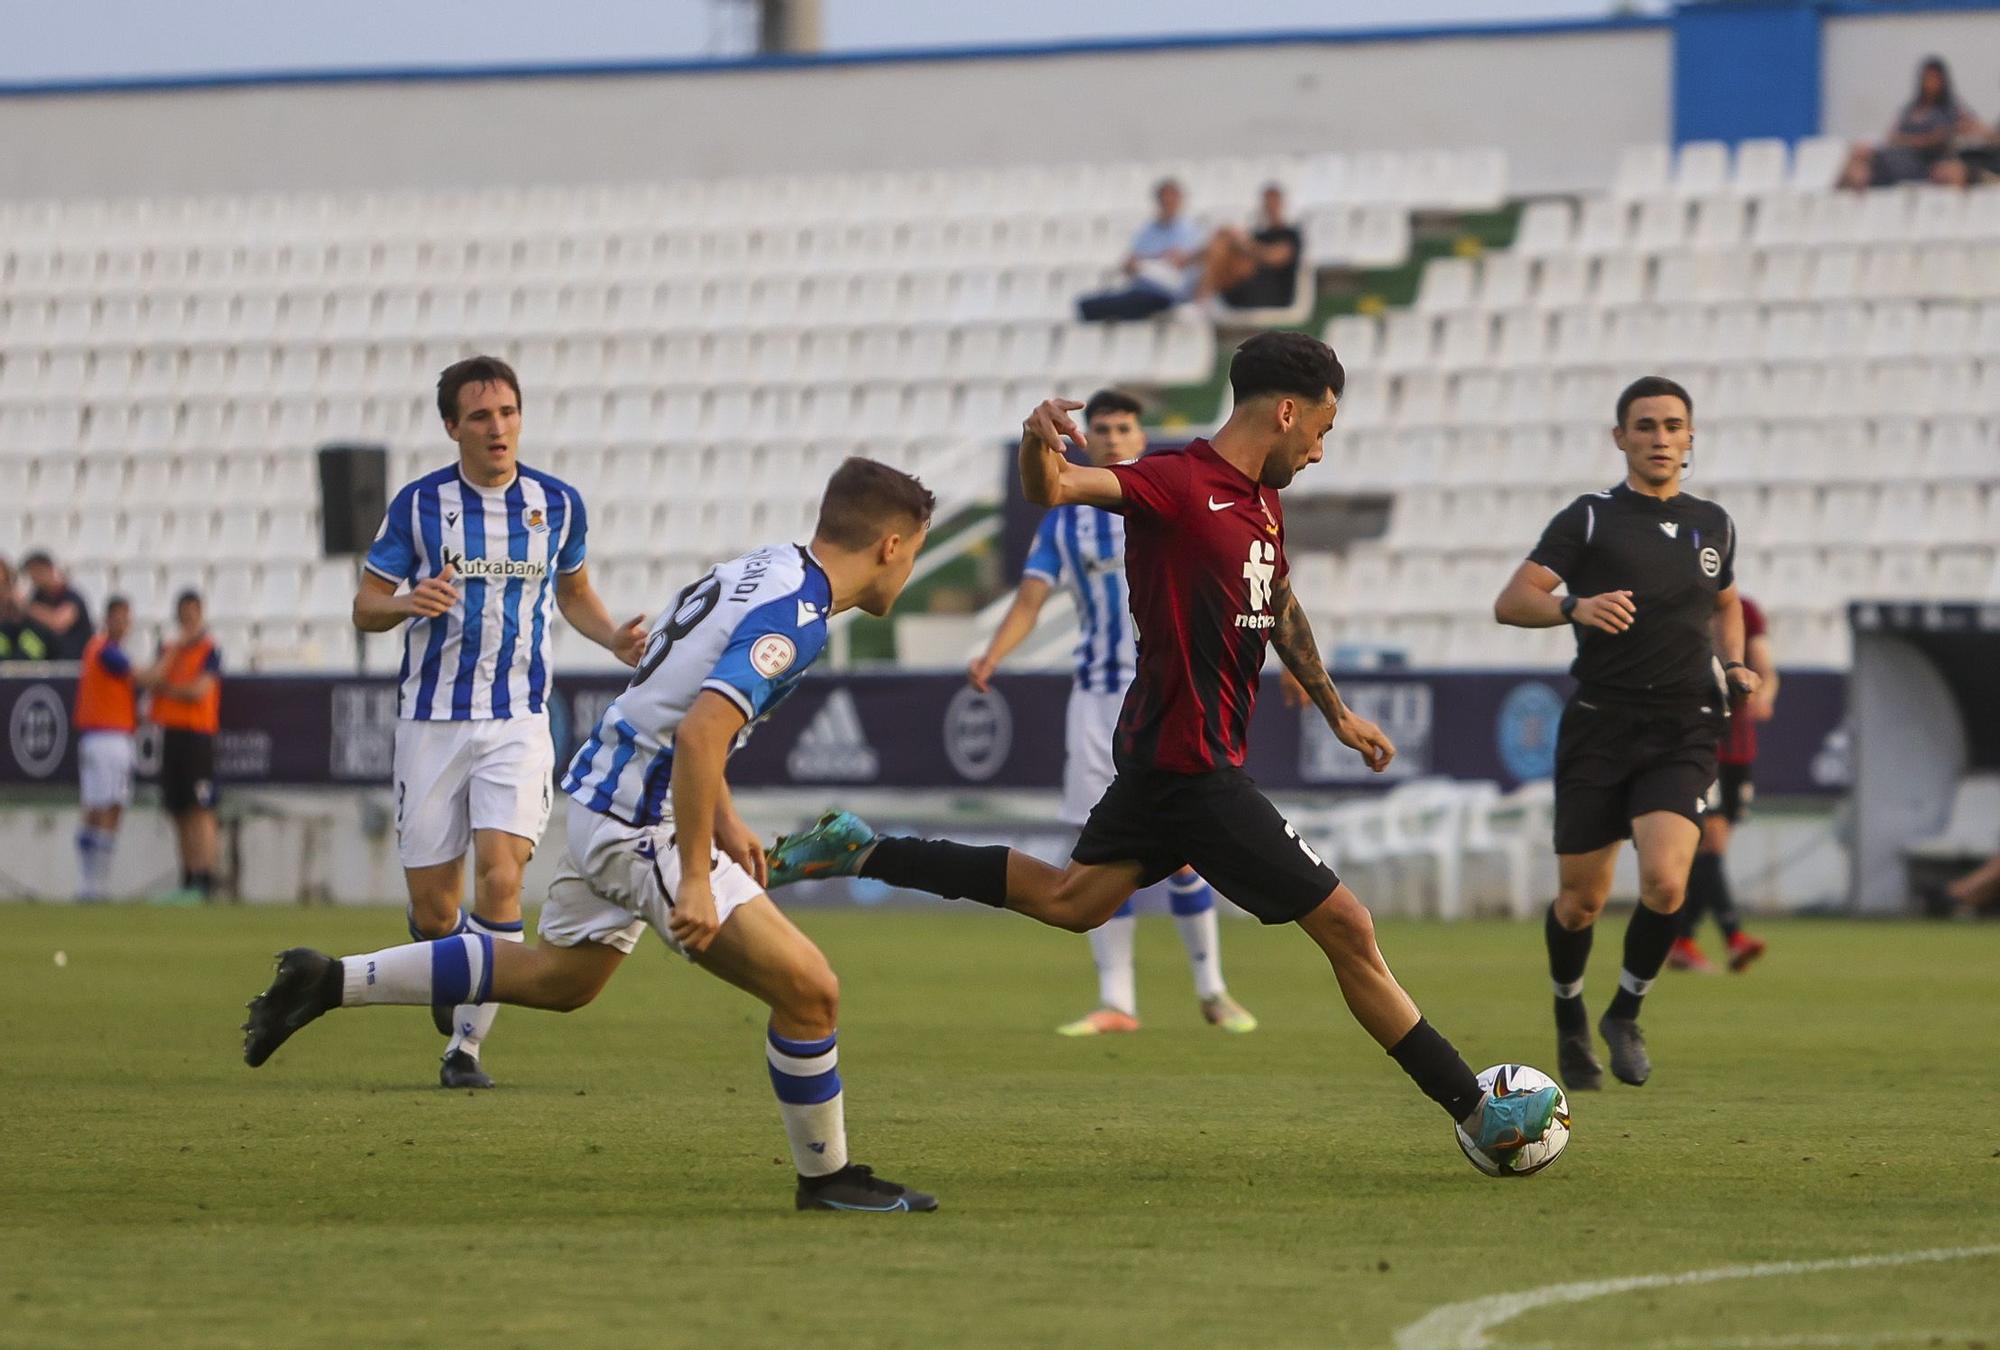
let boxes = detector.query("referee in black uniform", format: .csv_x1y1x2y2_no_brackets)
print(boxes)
1493,376,1760,1091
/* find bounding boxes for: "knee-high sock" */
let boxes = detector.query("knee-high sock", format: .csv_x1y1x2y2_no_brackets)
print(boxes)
1387,1018,1485,1124
1089,903,1138,1015
858,837,1010,906
1167,873,1226,1000
1693,851,1742,939
1679,853,1716,938
1606,904,1680,1020
340,931,496,1008
1545,902,1594,1033
766,1029,849,1179
76,827,115,900
447,915,524,1059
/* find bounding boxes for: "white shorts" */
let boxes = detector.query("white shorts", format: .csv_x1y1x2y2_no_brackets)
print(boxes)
392,715,555,869
1061,686,1125,827
78,731,135,810
538,798,766,958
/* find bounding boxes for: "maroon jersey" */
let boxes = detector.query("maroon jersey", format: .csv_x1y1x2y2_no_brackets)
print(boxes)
1718,595,1766,765
1106,439,1288,774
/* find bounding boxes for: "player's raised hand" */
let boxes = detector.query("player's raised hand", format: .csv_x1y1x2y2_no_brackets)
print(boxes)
406,564,459,620
611,614,649,668
667,872,721,955
1334,710,1396,774
967,653,998,693
1022,398,1088,454
1572,590,1636,634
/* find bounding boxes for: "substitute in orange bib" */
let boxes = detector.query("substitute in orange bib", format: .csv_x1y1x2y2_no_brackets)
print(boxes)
148,589,223,903
75,596,157,901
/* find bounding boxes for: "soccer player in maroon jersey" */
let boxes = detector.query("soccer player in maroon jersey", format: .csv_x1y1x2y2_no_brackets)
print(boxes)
768,332,1562,1162
1668,594,1776,973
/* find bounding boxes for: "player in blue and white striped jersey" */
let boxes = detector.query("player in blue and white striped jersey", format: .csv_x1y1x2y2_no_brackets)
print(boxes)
354,356,648,1088
967,390,1258,1038
246,457,941,1214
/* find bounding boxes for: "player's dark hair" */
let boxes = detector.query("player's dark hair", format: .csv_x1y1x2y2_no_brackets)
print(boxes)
1615,375,1693,428
1084,389,1144,424
174,588,203,611
437,355,522,423
104,595,129,616
1228,330,1345,404
1154,177,1182,199
21,550,53,570
814,457,937,551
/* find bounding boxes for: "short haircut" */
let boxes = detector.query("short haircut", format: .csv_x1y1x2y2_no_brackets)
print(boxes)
21,550,53,570
1229,330,1346,403
1615,375,1693,428
1154,177,1182,197
437,355,522,423
813,457,937,551
1084,389,1144,424
105,595,130,615
174,588,203,610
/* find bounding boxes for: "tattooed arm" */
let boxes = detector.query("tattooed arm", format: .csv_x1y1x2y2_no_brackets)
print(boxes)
1270,576,1395,773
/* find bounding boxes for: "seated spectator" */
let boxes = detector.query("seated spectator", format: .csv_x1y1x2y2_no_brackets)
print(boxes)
1840,56,1994,189
1077,178,1205,322
21,550,94,661
1206,184,1305,311
0,558,52,662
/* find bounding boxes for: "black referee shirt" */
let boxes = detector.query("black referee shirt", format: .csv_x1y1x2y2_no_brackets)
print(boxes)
1528,482,1737,702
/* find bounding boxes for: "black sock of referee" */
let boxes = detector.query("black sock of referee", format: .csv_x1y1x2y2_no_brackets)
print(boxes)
1545,902,1593,1034
858,837,1011,907
1606,903,1680,1020
1679,853,1716,939
1697,852,1743,941
1387,1018,1486,1124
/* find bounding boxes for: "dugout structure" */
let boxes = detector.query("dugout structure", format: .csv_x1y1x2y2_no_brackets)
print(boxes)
1848,602,2000,913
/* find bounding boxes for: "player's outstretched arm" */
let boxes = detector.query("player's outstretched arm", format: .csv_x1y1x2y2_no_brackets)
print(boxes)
1270,577,1394,774
555,566,648,667
667,691,751,954
968,576,1053,692
1019,399,1124,509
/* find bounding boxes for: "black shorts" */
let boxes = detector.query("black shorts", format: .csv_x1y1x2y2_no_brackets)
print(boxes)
1552,696,1722,855
1072,767,1339,924
159,729,218,813
1706,761,1753,825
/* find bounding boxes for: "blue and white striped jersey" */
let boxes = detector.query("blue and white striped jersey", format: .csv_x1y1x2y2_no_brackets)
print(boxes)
365,463,588,722
561,544,833,827
1023,502,1136,694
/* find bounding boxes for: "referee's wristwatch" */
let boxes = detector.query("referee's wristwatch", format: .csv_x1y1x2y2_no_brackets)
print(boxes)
1559,595,1579,622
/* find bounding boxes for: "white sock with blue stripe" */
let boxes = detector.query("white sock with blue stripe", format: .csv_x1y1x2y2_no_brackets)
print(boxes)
340,931,496,1008
1168,872,1227,1001
447,915,523,1060
766,1028,848,1178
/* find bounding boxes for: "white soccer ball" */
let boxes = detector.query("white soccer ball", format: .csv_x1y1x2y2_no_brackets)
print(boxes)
1455,1063,1571,1177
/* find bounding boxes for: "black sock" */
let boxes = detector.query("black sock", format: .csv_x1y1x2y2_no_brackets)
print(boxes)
1387,1018,1485,1123
1544,902,1593,1033
182,868,194,889
1696,852,1742,940
1680,853,1715,939
1606,904,1680,1020
858,837,1011,907
192,870,214,898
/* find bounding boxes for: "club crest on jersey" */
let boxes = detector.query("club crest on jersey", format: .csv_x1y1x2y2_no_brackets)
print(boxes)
526,509,546,532
1699,546,1721,577
751,634,797,678
1259,499,1279,535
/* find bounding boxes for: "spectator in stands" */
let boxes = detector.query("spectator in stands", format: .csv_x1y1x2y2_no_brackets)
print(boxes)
21,550,94,661
1839,56,1993,189
1076,178,1205,322
0,559,52,663
1210,184,1305,312
148,589,223,903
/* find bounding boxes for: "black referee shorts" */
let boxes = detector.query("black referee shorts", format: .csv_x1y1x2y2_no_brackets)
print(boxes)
159,729,219,814
1553,696,1722,855
1072,767,1339,924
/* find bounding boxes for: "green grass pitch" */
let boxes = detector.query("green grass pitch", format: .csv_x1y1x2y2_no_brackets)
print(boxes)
3,906,1996,1350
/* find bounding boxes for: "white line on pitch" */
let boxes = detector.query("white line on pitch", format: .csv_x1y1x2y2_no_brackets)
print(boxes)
1500,1331,1988,1350
1393,1243,2000,1350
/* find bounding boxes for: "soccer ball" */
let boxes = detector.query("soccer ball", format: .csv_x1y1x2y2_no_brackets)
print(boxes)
1455,1063,1571,1177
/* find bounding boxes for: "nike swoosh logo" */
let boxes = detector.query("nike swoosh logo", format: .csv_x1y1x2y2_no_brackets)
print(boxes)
1207,497,1236,511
